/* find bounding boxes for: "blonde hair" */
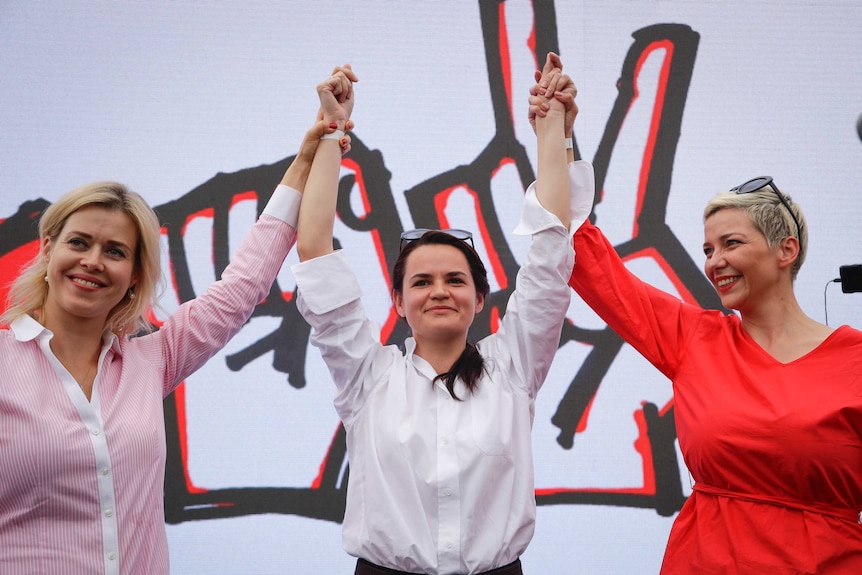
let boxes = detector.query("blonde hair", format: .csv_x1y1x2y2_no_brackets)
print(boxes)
703,187,807,280
2,181,164,336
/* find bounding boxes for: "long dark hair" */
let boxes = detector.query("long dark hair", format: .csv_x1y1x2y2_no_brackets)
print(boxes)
392,230,490,400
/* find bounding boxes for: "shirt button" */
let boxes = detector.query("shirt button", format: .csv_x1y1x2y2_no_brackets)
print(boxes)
107,552,117,561
105,509,113,518
446,542,454,550
100,467,110,476
441,437,449,445
443,488,452,496
91,429,101,436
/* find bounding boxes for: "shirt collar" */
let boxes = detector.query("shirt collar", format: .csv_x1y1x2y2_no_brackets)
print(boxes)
404,337,417,357
10,313,122,354
404,337,443,381
9,314,46,341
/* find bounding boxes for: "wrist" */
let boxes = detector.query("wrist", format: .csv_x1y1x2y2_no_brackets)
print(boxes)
323,118,347,132
320,129,345,141
536,113,564,139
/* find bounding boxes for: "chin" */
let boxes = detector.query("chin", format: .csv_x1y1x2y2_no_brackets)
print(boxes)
718,295,744,312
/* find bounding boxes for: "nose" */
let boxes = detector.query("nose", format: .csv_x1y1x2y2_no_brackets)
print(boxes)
80,249,105,272
704,249,724,278
430,280,450,299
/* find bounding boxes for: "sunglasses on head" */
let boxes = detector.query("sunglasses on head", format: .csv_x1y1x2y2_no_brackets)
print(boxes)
730,176,801,240
399,228,474,250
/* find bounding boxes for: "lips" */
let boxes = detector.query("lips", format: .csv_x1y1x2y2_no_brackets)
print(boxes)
69,275,105,289
425,306,455,313
715,275,741,290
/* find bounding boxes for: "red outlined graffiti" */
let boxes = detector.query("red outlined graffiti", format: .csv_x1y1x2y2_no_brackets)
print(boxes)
548,23,707,517
0,2,707,523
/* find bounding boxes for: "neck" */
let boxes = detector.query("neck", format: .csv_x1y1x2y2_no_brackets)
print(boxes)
44,319,104,402
41,309,106,359
413,336,467,375
740,293,833,362
41,300,109,340
740,287,808,336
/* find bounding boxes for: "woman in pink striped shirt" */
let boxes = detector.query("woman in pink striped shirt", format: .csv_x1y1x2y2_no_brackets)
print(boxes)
0,67,356,575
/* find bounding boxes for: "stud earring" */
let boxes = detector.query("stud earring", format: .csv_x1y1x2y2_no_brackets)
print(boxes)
128,289,136,300
44,275,48,283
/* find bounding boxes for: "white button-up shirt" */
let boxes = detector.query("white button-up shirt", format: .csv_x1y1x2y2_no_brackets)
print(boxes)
293,162,594,574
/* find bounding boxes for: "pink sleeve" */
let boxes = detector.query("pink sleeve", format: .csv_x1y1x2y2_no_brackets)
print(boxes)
137,214,297,396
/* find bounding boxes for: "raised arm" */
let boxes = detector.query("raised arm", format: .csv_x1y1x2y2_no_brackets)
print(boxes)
530,53,577,230
297,65,358,262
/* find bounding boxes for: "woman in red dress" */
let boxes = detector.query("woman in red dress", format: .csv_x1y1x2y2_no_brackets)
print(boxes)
532,58,862,573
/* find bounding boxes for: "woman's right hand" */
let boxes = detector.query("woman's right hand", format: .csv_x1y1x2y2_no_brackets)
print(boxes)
316,64,358,129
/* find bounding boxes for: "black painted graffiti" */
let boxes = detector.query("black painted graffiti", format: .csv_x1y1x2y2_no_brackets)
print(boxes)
0,3,710,523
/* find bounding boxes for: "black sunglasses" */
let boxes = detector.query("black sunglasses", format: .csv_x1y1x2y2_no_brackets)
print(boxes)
399,228,474,250
730,176,801,240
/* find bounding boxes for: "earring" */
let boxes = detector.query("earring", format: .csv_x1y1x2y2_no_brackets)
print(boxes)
128,289,136,300
44,275,48,283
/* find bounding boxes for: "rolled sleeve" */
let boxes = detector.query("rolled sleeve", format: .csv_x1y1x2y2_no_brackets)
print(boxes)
262,184,302,226
291,250,362,315
514,160,595,239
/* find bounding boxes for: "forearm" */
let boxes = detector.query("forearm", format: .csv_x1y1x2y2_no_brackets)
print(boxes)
280,127,319,192
297,137,342,261
535,109,570,229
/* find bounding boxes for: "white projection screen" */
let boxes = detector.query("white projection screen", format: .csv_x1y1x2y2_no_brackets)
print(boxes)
2,1,861,573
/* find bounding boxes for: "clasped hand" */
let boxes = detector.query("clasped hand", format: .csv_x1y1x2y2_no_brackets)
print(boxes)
529,52,578,135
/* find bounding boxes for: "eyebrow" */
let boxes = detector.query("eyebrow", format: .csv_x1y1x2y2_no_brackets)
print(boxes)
408,270,469,281
703,231,747,248
63,230,134,252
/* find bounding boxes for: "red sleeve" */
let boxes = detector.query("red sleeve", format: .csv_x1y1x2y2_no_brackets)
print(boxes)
568,220,703,379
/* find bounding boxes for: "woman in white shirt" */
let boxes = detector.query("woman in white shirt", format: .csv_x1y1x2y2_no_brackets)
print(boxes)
292,55,592,575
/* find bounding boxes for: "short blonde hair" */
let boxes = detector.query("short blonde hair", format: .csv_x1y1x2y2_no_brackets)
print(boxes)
2,181,164,336
703,186,807,280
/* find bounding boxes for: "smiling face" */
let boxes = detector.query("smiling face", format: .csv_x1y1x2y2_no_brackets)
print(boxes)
393,243,485,347
42,205,139,331
703,208,787,312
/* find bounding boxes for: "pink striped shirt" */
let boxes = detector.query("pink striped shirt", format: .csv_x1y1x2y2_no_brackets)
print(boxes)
0,185,299,575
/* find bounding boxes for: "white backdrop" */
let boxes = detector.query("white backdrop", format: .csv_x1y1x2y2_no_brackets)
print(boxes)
2,1,861,573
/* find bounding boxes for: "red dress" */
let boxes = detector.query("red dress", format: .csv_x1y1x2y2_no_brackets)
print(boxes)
569,221,862,574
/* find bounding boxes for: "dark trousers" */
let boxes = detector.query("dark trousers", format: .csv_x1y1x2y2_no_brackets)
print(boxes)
355,557,523,575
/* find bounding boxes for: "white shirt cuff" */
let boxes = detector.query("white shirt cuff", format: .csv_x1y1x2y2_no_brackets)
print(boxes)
514,160,595,239
262,184,301,227
291,250,362,315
